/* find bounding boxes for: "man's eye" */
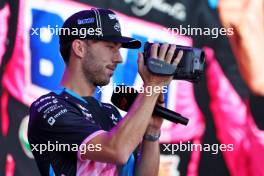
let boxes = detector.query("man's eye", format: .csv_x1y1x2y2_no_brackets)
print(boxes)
107,45,114,49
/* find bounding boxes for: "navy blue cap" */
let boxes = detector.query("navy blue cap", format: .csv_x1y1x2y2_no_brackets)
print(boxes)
59,8,141,49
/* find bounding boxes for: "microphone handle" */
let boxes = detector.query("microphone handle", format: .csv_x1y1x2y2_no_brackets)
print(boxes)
153,105,189,125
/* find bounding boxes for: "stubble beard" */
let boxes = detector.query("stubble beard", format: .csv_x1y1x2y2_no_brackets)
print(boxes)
81,61,110,87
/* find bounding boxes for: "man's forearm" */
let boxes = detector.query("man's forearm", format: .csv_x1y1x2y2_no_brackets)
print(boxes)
135,128,161,176
92,91,160,163
81,91,161,163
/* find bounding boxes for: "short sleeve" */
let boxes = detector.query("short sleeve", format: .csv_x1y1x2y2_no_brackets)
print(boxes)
28,94,102,147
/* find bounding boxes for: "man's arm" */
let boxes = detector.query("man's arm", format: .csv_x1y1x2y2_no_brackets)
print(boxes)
218,0,264,95
81,91,160,164
134,124,162,176
81,43,182,166
134,93,165,176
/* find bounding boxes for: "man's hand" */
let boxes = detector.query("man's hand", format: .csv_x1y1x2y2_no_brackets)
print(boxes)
138,43,183,88
137,43,183,134
133,43,183,175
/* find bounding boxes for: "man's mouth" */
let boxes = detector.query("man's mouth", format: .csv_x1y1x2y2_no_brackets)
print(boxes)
106,65,116,71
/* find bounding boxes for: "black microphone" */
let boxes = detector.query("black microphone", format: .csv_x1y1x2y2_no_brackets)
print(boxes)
111,85,189,126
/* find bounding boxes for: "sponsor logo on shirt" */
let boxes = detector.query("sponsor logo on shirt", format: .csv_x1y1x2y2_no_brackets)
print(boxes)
76,103,96,123
34,95,55,106
110,114,119,125
37,102,52,112
47,109,67,126
47,117,56,126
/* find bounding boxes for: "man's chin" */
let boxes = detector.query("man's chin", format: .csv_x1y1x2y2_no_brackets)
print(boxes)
95,78,110,86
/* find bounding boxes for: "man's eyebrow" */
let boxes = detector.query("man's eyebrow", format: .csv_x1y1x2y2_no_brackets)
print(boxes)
114,42,122,48
107,42,122,48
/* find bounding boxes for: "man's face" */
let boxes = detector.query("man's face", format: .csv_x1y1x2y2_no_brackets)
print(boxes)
81,40,122,86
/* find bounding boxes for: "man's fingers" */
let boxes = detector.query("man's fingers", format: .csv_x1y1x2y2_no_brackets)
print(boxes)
172,50,183,66
137,52,144,76
150,43,159,59
165,44,176,64
158,43,169,60
157,93,165,104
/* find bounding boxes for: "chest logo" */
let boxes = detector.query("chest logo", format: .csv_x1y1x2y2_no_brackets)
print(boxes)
110,114,118,125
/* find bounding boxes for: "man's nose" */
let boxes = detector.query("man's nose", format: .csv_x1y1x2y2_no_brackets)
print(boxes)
114,51,123,64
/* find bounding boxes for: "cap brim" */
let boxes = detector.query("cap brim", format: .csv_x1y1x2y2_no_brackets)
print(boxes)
98,36,141,49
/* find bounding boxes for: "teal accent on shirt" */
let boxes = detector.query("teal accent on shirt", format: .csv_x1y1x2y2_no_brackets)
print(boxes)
119,154,135,176
49,165,55,176
208,0,218,9
53,87,87,104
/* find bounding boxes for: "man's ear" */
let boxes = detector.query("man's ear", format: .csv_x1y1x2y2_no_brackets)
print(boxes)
71,39,86,58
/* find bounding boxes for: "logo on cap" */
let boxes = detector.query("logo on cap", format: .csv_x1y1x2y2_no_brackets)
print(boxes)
108,14,118,20
114,22,121,32
77,18,95,25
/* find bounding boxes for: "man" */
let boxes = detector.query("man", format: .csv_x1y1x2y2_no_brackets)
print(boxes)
218,0,264,95
28,8,183,175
